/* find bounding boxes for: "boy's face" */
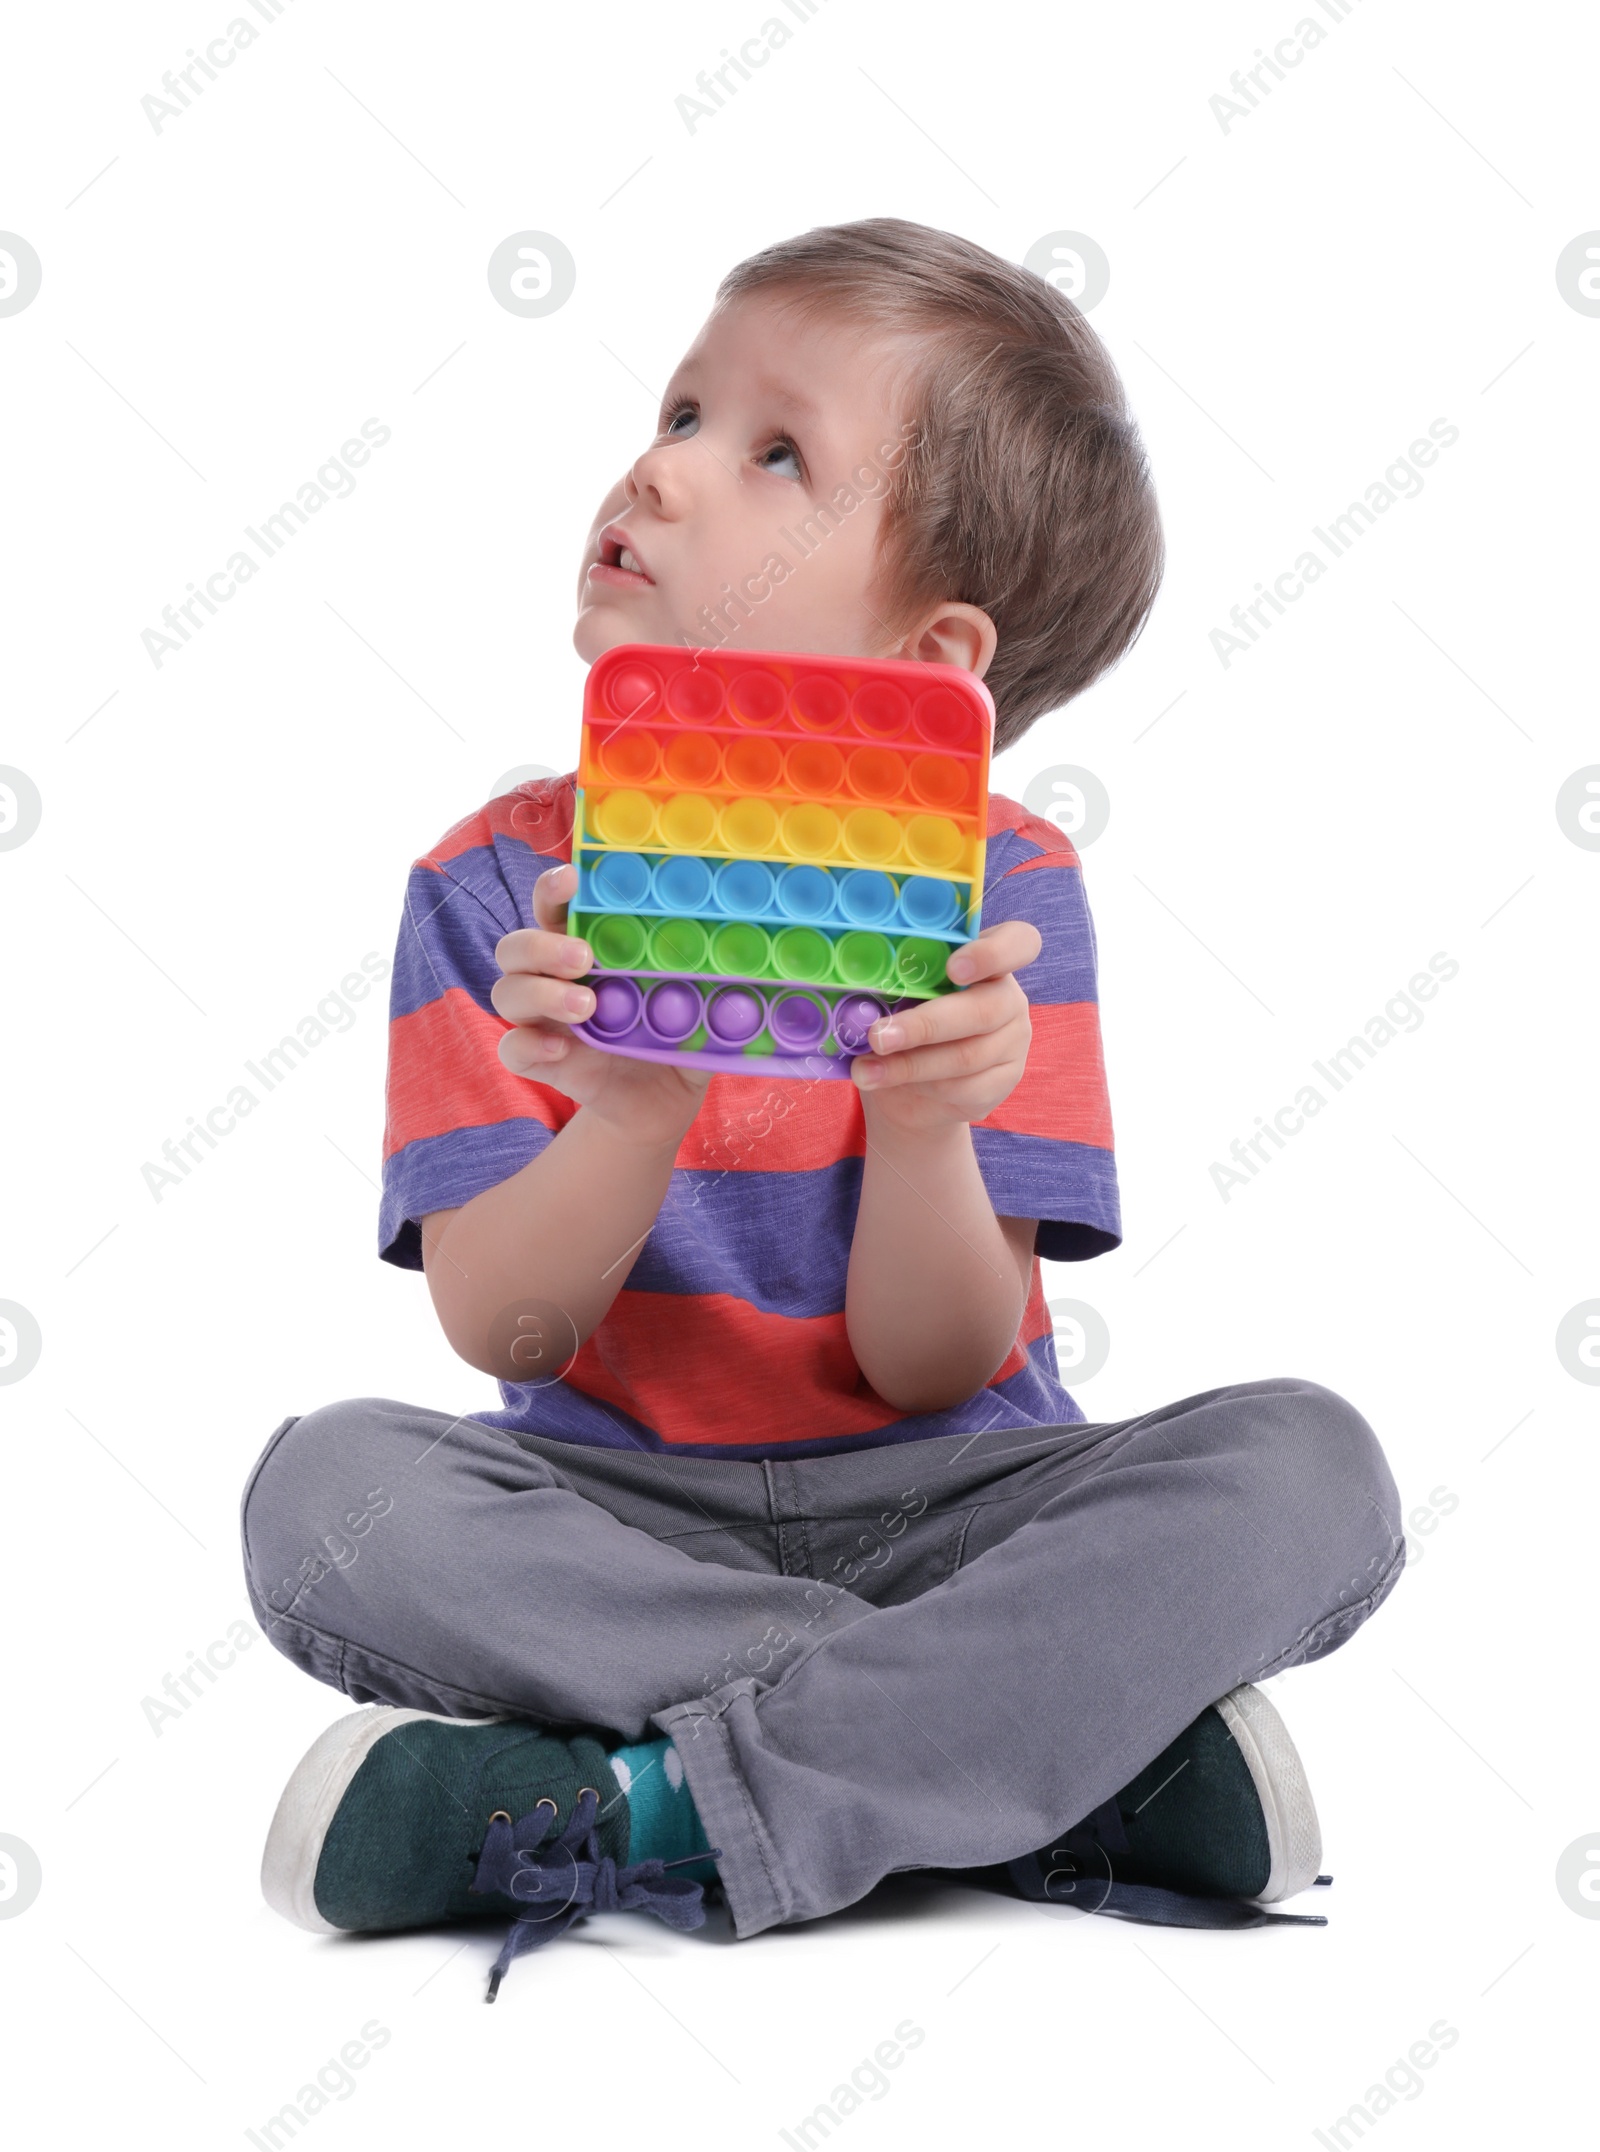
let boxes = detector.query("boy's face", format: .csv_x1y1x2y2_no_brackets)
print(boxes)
574,293,926,665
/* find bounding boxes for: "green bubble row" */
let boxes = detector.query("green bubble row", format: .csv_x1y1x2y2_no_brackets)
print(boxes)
574,908,952,995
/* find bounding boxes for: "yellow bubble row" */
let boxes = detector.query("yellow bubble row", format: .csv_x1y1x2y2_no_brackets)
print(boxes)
585,788,971,875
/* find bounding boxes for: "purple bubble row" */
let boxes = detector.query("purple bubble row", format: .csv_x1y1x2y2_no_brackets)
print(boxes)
581,973,894,1056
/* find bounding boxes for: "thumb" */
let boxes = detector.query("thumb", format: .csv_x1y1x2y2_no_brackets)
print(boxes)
531,862,579,934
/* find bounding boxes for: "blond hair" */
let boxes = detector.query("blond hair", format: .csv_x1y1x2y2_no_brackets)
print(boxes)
716,217,1164,751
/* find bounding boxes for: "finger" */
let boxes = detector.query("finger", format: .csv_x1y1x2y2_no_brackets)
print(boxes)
500,1021,578,1077
947,918,1042,984
494,922,592,981
853,1019,1029,1091
867,977,1022,1054
531,862,579,934
491,970,597,1028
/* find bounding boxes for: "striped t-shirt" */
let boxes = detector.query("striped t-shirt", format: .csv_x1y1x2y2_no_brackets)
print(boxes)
380,774,1121,1458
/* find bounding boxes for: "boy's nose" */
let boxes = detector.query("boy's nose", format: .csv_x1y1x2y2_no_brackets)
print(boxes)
627,435,697,520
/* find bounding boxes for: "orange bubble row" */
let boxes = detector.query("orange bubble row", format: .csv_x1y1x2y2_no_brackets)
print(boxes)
594,655,984,754
586,726,974,816
585,788,971,874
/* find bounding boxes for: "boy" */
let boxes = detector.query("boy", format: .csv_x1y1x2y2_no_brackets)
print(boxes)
242,219,1405,2000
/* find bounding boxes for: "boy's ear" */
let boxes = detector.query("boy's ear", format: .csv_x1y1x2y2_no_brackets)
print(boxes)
899,601,998,680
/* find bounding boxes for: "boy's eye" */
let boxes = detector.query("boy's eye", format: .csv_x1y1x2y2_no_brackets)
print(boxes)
757,439,802,480
660,404,801,480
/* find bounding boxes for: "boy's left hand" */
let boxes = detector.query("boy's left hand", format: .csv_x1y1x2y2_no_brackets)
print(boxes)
851,918,1042,1134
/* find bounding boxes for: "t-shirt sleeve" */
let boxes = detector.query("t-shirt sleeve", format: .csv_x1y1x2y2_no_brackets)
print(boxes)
969,803,1122,1262
379,781,580,1270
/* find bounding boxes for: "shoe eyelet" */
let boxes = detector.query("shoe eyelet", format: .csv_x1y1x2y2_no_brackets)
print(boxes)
577,1786,598,1799
488,1810,513,1825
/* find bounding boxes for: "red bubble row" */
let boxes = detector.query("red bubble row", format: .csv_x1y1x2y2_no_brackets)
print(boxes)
594,655,985,755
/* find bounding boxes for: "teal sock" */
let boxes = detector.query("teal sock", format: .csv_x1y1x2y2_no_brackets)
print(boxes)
606,1736,717,1882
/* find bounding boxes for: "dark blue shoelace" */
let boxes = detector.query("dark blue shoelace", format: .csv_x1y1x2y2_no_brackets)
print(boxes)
1004,1796,1331,1928
468,1786,723,2001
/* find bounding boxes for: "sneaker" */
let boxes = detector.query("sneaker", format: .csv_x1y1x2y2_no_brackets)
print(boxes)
261,1707,721,1999
966,1684,1329,1928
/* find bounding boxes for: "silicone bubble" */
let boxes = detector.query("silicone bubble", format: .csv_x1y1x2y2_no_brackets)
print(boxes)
598,728,660,784
898,876,961,932
835,931,895,988
832,994,889,1054
852,680,911,739
895,936,950,993
705,986,765,1046
729,668,788,725
653,854,713,914
664,730,722,787
724,735,784,793
847,747,907,803
908,753,969,811
792,674,848,731
659,792,718,851
837,868,897,927
590,912,649,970
772,925,833,982
842,807,901,864
776,864,835,922
913,685,979,752
592,790,657,847
587,976,642,1038
715,859,775,917
592,850,652,909
782,802,841,860
904,814,964,871
666,667,725,722
720,795,781,856
786,740,845,799
601,659,663,722
710,920,770,977
643,979,702,1044
768,991,829,1052
650,917,710,972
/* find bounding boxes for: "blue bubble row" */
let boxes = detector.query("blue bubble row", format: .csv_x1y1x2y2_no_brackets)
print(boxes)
576,847,971,939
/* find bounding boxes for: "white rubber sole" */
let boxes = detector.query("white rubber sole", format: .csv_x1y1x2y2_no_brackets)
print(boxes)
1214,1684,1323,1902
260,1705,508,1933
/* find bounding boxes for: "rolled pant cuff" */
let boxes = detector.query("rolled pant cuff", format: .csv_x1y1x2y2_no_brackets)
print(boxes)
652,1679,790,1939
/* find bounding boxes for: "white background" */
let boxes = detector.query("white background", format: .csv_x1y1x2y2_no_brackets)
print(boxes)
2,0,1594,2143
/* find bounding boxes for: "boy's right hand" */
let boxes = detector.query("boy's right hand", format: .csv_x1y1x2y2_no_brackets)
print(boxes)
492,863,711,1147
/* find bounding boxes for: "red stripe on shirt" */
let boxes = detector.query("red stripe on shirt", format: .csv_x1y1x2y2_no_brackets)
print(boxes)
988,795,1082,867
384,991,1106,1173
976,1003,1114,1148
384,988,576,1158
561,1286,1047,1447
677,1072,866,1174
563,1290,904,1447
422,781,578,872
675,1003,1111,1173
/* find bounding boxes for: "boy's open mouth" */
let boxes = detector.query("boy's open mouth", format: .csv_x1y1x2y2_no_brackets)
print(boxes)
591,527,654,588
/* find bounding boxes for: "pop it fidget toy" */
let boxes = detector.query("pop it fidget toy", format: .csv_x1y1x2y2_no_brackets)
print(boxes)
567,644,993,1078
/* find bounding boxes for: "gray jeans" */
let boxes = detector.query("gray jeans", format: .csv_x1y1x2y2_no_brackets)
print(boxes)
239,1377,1405,1938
